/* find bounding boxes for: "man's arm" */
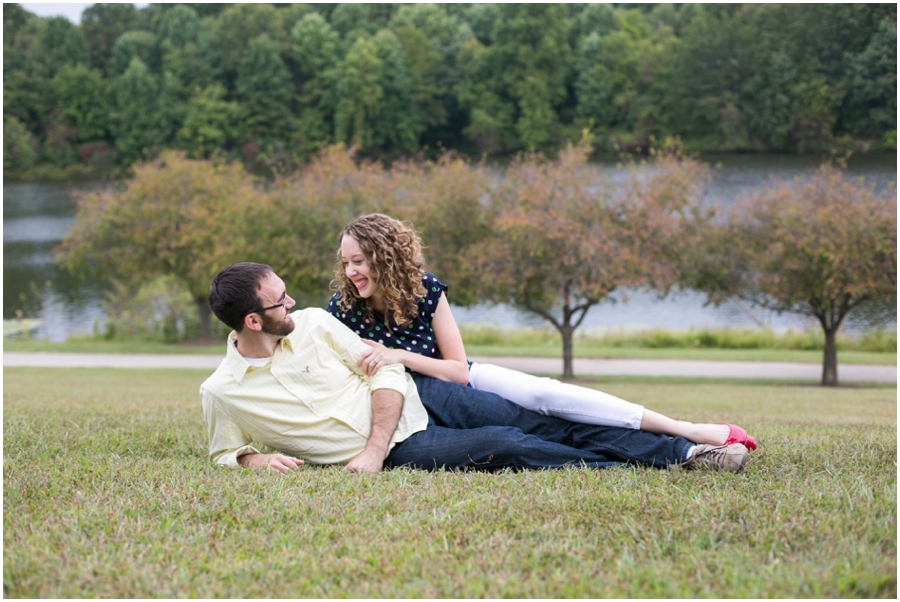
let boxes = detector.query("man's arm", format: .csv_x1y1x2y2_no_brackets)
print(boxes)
343,388,404,473
319,310,409,393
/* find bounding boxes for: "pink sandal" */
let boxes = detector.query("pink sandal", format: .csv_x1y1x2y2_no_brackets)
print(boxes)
721,424,757,451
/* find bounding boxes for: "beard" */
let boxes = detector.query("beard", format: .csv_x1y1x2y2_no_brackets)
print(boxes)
260,311,295,337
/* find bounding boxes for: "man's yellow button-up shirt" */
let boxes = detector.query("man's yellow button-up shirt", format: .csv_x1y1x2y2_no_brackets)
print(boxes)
200,308,429,467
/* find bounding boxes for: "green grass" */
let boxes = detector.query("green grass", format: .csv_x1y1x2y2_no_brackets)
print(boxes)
464,343,897,365
4,368,896,598
4,325,897,366
3,337,226,355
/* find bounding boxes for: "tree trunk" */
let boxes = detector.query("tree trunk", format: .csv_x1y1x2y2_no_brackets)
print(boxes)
822,327,839,386
195,296,213,341
560,323,575,379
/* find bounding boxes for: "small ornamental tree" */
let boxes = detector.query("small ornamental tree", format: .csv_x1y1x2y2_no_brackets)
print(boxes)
381,152,493,306
472,142,714,378
694,164,897,386
261,144,390,306
56,151,259,339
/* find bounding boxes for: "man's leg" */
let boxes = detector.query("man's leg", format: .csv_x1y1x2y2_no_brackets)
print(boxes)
384,420,626,471
411,374,693,468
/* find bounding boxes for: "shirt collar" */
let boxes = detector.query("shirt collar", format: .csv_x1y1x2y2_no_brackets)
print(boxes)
224,330,296,384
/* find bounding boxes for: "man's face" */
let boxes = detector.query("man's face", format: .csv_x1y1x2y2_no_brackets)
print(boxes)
256,272,296,336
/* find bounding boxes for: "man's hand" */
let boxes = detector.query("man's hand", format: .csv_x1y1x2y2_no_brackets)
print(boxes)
344,448,385,473
343,388,403,473
238,453,304,473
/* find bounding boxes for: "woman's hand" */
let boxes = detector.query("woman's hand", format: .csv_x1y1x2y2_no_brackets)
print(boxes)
357,339,403,376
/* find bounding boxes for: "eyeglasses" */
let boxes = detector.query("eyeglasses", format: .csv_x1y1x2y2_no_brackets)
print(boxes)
252,292,287,315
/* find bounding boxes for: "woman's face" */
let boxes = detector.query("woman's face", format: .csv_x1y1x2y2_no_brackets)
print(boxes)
340,234,379,299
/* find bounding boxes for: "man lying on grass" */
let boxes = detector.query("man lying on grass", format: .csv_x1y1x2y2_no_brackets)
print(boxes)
201,263,749,474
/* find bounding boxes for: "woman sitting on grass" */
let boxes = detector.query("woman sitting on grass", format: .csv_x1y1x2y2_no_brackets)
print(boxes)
327,213,757,450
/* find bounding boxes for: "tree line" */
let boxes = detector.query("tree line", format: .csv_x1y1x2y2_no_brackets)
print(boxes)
56,143,897,386
4,3,897,176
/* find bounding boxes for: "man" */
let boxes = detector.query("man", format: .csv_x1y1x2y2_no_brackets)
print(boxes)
201,262,749,474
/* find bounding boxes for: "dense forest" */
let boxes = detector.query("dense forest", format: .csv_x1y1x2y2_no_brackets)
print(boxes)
3,3,896,176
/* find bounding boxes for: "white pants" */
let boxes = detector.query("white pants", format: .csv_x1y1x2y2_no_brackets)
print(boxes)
467,362,644,429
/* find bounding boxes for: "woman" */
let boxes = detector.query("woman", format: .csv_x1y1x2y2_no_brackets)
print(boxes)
327,213,756,449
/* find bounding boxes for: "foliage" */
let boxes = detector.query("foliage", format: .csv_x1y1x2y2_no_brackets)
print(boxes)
4,3,895,175
471,141,715,377
55,151,260,338
51,64,110,143
379,153,493,306
259,144,389,307
692,164,897,385
99,275,213,343
3,115,37,171
81,2,140,74
110,57,162,163
235,34,294,143
4,368,896,597
460,324,898,355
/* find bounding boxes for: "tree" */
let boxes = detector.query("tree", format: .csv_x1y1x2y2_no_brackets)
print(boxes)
379,152,493,305
473,141,714,378
56,151,259,339
176,84,241,158
331,30,423,156
215,3,285,78
484,4,574,152
390,4,468,143
157,70,188,148
842,18,897,139
4,13,89,144
81,3,140,74
155,4,200,49
23,15,89,78
454,36,517,154
290,12,340,156
235,34,294,143
662,6,748,150
330,3,391,50
51,64,110,143
261,144,389,305
693,165,897,386
574,33,618,133
110,57,161,164
3,115,37,171
334,36,383,151
110,30,158,76
743,50,798,149
160,17,223,94
368,30,424,154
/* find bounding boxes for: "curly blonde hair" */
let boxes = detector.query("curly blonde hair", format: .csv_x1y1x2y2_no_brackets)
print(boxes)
333,213,427,329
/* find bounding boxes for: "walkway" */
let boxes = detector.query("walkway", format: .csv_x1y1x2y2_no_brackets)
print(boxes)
3,352,896,383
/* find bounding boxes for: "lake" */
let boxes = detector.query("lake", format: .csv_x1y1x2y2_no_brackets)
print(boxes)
4,153,896,342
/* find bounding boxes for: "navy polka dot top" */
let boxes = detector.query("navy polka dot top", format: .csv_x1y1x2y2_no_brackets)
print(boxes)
327,272,447,360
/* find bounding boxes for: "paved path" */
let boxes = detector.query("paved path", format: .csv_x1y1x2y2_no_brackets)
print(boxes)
3,352,896,383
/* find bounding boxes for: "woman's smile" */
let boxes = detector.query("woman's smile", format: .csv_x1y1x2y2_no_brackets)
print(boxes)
341,234,378,299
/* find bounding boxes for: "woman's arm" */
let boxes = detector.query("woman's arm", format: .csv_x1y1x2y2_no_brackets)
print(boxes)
358,293,471,385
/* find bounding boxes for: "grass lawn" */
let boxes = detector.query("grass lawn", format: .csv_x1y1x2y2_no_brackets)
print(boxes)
3,368,896,598
4,336,896,366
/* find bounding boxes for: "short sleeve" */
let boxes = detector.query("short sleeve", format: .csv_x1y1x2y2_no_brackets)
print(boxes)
419,273,447,323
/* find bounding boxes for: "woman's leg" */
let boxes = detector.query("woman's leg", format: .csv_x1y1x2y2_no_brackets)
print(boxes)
637,410,731,446
468,362,643,428
468,362,746,446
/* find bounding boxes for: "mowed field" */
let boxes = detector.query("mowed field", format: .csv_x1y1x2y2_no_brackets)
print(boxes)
3,367,896,598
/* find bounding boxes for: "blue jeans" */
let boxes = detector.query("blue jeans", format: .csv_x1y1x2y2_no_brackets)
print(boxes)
384,374,693,471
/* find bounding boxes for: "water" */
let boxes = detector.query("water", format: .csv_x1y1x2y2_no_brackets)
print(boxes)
4,153,896,341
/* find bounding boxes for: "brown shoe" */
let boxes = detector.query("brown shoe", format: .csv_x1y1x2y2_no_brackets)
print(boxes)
678,443,748,473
